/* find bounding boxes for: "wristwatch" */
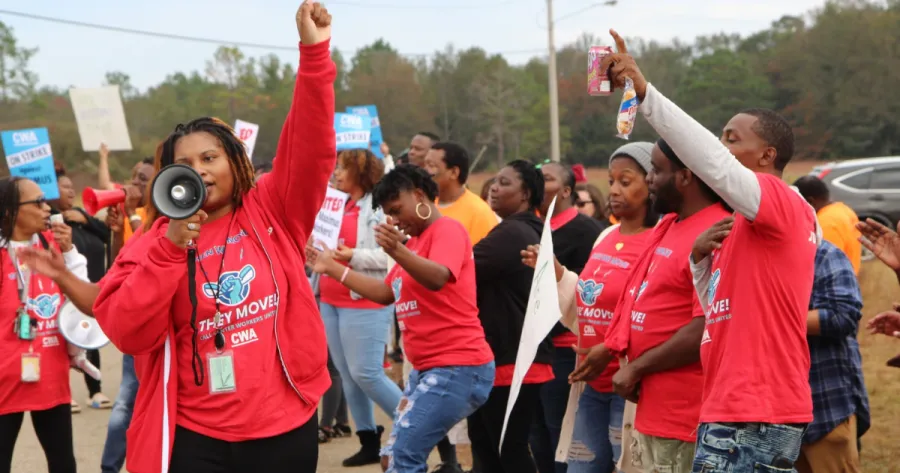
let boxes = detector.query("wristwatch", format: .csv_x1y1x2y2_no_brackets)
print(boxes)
129,214,142,226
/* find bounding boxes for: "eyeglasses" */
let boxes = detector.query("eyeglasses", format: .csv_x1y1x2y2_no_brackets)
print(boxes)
19,197,47,207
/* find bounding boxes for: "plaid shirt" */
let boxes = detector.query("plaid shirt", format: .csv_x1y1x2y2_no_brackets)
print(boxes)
805,241,870,444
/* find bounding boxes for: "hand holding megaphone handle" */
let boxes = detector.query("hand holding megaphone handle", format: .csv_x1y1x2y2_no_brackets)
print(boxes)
165,211,206,250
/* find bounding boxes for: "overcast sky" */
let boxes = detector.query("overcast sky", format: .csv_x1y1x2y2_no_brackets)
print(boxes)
2,0,828,92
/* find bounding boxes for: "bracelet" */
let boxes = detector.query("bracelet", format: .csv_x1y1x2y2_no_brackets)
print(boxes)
129,215,142,223
340,267,350,284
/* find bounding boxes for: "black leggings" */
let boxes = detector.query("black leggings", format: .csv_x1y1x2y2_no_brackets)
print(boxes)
169,414,318,473
83,349,102,398
468,384,542,473
0,403,76,473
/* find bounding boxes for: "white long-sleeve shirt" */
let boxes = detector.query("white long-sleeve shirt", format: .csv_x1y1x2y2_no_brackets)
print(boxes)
639,84,821,312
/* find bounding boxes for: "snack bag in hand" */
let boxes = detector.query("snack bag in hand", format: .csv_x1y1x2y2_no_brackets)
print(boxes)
616,77,639,140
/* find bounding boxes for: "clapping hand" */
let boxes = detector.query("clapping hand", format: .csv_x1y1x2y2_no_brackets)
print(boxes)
16,247,68,281
375,217,406,256
857,218,900,271
868,304,900,338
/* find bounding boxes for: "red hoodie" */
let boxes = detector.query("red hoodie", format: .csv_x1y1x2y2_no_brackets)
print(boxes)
92,40,336,473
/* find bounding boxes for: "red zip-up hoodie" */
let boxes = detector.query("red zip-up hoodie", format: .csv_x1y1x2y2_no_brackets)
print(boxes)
92,40,336,473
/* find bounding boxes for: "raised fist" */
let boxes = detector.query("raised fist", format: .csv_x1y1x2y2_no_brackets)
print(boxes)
296,1,332,45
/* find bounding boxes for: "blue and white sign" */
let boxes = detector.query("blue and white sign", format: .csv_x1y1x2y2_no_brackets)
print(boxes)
346,105,384,159
1,128,59,200
334,113,371,152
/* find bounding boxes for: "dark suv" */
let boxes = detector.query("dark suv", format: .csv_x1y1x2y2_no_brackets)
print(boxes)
810,156,900,259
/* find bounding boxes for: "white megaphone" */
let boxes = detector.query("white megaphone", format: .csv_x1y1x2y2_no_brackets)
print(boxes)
58,302,110,350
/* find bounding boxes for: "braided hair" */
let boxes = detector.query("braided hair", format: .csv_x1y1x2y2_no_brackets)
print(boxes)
144,117,256,228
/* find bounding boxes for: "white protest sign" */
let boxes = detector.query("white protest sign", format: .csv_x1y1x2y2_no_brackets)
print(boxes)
234,119,260,160
499,196,560,452
68,86,132,151
312,187,349,250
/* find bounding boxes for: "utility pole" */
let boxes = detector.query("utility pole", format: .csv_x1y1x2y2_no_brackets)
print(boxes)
546,0,561,162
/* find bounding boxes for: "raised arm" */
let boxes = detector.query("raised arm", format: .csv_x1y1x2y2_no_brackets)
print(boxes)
97,143,116,191
93,222,185,355
639,85,761,220
257,3,336,242
600,30,761,220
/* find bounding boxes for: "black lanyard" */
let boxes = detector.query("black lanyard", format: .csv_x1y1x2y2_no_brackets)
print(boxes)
188,211,237,387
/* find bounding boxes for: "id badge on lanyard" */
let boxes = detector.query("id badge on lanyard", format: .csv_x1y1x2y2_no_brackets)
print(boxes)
9,246,35,341
9,244,40,382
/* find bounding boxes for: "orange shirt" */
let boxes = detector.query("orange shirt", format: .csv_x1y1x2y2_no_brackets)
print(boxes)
817,202,861,275
123,207,147,243
438,188,498,245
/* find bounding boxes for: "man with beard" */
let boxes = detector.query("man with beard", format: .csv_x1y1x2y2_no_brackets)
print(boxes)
600,30,818,471
600,139,730,473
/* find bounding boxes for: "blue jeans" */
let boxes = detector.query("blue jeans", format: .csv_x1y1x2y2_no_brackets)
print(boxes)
691,422,806,473
320,302,403,432
101,354,138,473
383,362,495,473
531,346,576,473
567,386,625,473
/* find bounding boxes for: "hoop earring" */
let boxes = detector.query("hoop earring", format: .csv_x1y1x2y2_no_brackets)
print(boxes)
415,202,432,220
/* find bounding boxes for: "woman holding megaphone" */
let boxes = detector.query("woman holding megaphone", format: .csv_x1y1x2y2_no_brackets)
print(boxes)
0,176,97,473
16,3,337,472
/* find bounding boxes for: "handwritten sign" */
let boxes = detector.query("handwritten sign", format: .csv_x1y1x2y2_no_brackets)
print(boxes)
346,105,384,159
68,86,133,151
234,119,259,161
312,187,349,250
1,128,60,200
500,196,560,452
334,113,371,151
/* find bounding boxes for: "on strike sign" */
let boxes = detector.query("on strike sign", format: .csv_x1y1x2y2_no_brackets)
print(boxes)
311,187,349,250
234,119,259,160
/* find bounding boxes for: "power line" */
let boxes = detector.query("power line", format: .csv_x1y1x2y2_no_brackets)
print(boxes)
325,0,520,8
0,8,545,57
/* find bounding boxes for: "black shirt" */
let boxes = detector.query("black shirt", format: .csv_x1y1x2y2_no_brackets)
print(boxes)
474,211,554,367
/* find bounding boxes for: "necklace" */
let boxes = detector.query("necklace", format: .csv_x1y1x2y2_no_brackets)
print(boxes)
196,211,238,352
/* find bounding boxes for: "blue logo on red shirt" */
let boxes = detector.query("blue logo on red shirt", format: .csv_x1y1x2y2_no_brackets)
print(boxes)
202,265,256,306
577,279,604,306
708,269,721,306
391,277,403,302
27,294,61,319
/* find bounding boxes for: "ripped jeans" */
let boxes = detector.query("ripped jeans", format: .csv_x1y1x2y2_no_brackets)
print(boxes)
382,362,495,473
567,386,625,473
691,422,805,473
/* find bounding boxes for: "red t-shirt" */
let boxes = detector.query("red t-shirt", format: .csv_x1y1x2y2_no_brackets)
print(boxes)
174,215,307,441
700,174,816,424
551,207,580,348
625,204,731,442
386,217,493,371
320,200,384,310
577,228,651,393
0,239,71,415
